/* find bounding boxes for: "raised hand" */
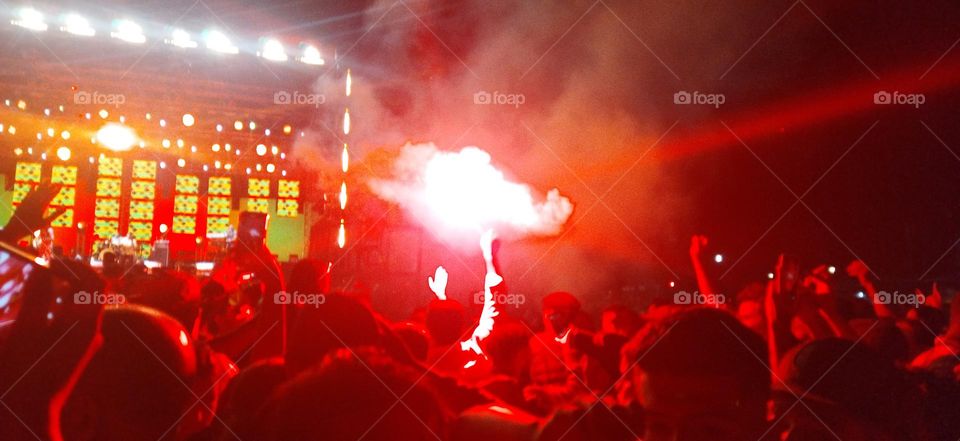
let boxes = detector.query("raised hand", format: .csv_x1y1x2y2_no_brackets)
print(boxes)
428,266,448,300
0,184,64,243
689,234,708,261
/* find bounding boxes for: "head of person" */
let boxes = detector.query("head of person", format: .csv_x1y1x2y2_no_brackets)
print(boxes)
772,338,916,441
62,305,198,441
735,282,766,336
257,348,448,441
288,259,329,296
392,322,429,362
287,294,381,375
541,292,580,338
601,305,642,337
484,320,532,381
425,299,466,346
624,308,770,441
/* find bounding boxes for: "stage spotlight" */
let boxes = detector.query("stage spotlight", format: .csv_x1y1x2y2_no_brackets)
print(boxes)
162,139,171,148
283,124,292,135
343,109,350,135
234,120,243,130
167,29,198,48
212,143,220,152
159,223,168,233
259,38,287,62
62,14,95,37
256,144,267,156
111,20,145,44
266,163,275,173
177,158,185,167
159,161,166,169
216,124,223,132
248,121,256,130
182,113,195,127
56,146,71,161
714,254,723,263
255,164,262,172
204,30,238,54
12,8,48,31
346,69,352,96
299,44,324,65
271,145,278,155
159,119,167,127
14,148,22,156
828,265,836,274
96,123,137,152
61,130,70,140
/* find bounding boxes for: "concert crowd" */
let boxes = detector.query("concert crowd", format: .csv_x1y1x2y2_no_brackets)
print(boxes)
2,187,960,441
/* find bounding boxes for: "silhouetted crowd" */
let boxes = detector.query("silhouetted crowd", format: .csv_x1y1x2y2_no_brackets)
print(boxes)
2,191,960,441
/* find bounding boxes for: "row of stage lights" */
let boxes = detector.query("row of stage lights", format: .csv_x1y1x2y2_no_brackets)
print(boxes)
1,101,294,176
9,7,325,65
2,97,298,156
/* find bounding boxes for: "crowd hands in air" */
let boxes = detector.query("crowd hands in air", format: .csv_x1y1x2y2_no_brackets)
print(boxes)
1,187,959,441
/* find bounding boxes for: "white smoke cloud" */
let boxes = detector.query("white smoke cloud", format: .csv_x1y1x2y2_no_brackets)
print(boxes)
369,142,573,236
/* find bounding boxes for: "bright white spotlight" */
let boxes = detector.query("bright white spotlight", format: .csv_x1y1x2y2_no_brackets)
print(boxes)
299,44,324,65
714,254,723,263
56,146,71,161
62,14,95,37
259,38,287,62
111,20,145,43
96,123,137,152
12,8,48,31
167,29,198,48
182,113,195,127
204,30,238,54
256,144,267,156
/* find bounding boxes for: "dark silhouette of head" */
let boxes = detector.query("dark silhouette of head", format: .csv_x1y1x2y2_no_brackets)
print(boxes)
257,348,448,441
425,299,466,346
484,320,531,381
286,294,381,375
392,322,429,362
62,305,198,441
541,292,580,337
773,338,916,441
624,308,769,441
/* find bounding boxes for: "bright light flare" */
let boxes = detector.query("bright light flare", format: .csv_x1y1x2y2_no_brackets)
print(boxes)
204,30,238,54
339,182,347,210
167,29,198,48
341,144,349,172
111,20,145,43
96,123,137,152
62,14,95,37
337,220,346,248
371,144,573,236
12,8,48,31
346,69,352,96
56,146,71,161
299,44,324,65
259,38,287,61
343,109,350,135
